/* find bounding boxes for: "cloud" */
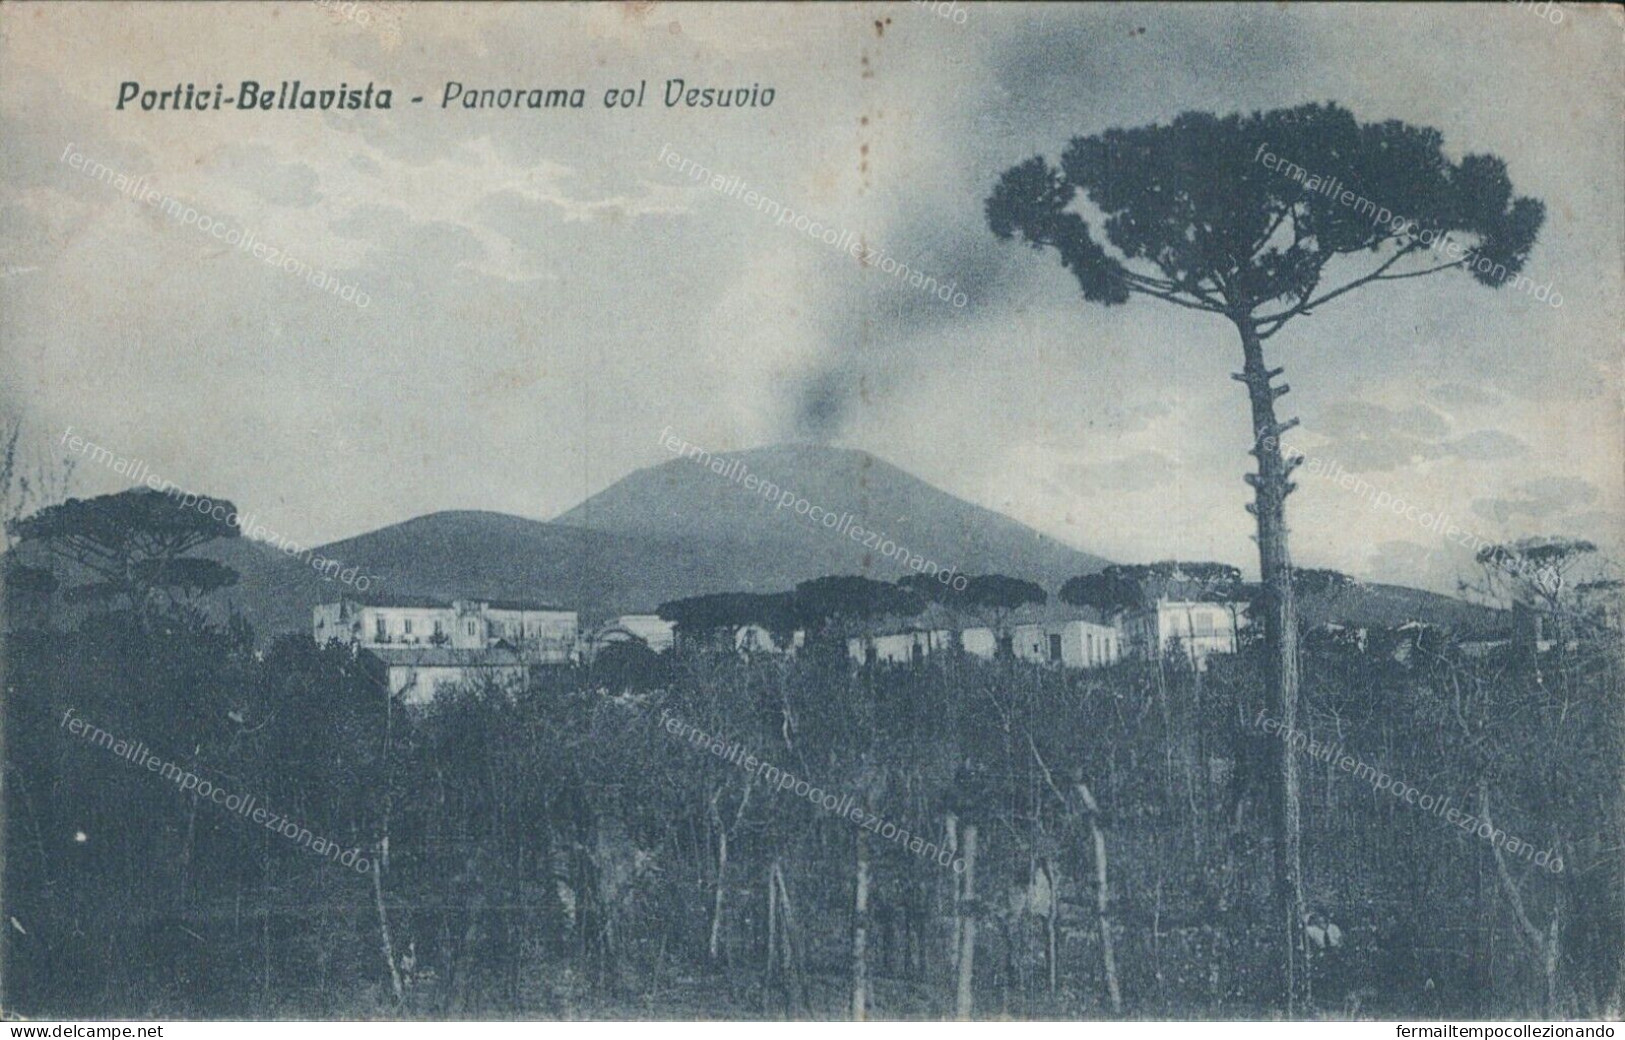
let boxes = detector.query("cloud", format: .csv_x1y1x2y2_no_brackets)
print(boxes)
1364,539,1443,587
309,137,688,284
0,2,1617,587
216,145,324,209
1429,382,1506,407
1473,476,1601,524
1442,429,1526,461
1312,399,1526,470
1057,449,1181,495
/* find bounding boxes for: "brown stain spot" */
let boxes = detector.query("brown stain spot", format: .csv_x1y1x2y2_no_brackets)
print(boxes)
620,1,658,23
860,115,869,127
873,16,891,36
479,362,550,395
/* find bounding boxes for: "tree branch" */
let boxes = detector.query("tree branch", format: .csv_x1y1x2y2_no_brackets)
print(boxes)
1254,242,1423,334
1126,282,1227,315
1115,267,1179,294
1248,205,1292,258
1375,258,1470,282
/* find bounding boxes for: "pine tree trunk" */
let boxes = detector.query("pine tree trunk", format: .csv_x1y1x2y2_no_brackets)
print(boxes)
1075,781,1122,1014
1043,858,1059,996
709,825,729,963
946,814,961,980
852,829,870,1020
373,693,404,1005
770,860,808,1016
1087,800,1122,1013
1235,316,1308,1013
372,846,404,1004
766,861,777,970
955,824,978,1020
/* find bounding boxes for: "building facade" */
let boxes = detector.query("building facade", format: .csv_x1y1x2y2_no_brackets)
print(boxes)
314,597,580,664
849,613,1124,670
847,627,955,666
1117,599,1246,665
734,624,805,656
583,614,679,660
613,614,677,653
366,646,527,706
845,601,1239,671
1047,618,1123,668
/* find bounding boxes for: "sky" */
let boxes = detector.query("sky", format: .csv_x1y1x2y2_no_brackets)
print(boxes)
2,1,1620,595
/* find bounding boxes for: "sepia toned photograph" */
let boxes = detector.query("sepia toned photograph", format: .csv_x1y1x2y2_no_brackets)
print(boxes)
0,0,1620,1028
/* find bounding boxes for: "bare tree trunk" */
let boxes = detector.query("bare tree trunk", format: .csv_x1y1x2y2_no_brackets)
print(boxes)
1482,782,1563,1014
955,823,978,1021
1545,910,1561,1015
946,813,961,980
852,829,870,1020
260,842,272,1001
1043,857,1059,996
1192,660,1207,862
771,860,808,1017
373,692,403,1005
763,860,778,1014
1077,781,1122,1014
179,762,200,910
707,779,753,964
709,822,729,962
372,846,403,1003
1236,316,1307,1013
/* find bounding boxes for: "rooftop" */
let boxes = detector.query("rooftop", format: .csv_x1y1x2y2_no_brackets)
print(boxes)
325,595,572,612
479,598,574,614
363,646,526,667
850,600,1115,637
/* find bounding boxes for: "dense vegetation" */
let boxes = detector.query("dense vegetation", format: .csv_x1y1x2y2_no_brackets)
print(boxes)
4,588,1619,1019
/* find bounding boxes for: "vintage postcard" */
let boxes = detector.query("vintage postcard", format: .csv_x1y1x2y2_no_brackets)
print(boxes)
1,0,1620,1029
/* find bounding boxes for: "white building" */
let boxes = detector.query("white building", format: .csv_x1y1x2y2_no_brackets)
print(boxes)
1117,599,1246,666
959,626,1000,659
366,646,527,706
847,627,955,666
615,614,677,653
849,607,1122,671
583,614,678,660
1044,618,1123,668
314,597,580,664
970,616,1121,668
735,624,805,656
840,597,1255,672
